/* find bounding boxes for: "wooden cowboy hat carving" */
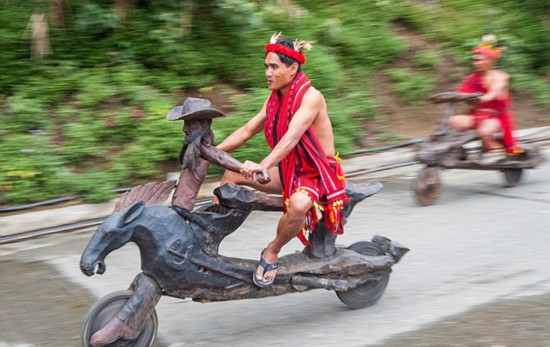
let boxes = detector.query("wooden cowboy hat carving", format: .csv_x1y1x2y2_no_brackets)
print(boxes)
167,97,225,121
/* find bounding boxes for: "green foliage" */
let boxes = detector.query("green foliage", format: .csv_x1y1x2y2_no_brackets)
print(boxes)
0,5,36,93
305,45,344,96
59,122,104,163
328,90,379,151
326,98,361,152
11,63,80,105
387,68,436,102
73,70,119,107
402,0,550,74
413,50,442,69
3,96,49,134
119,143,163,178
337,21,406,70
512,74,550,108
74,3,118,36
0,0,548,205
65,170,117,203
211,88,272,173
0,134,68,203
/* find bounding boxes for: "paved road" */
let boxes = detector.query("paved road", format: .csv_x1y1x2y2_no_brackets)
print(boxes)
1,147,549,347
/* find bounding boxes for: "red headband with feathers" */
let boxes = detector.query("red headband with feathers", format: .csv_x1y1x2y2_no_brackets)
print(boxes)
265,32,310,65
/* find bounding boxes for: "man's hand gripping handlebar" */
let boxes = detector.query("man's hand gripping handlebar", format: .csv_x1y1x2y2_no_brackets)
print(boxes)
240,160,271,185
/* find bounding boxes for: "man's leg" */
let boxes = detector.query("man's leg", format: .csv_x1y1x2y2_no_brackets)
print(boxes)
448,115,475,131
255,191,313,283
477,118,502,151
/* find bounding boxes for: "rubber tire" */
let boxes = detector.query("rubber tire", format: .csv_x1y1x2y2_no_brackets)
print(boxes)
80,290,158,347
502,168,522,187
413,166,443,206
336,241,390,309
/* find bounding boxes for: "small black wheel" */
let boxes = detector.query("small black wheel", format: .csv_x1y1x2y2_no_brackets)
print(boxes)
336,241,390,309
502,168,522,187
413,166,442,206
80,290,158,347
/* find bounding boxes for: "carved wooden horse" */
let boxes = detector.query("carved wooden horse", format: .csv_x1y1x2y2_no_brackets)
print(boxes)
79,98,409,346
81,182,407,346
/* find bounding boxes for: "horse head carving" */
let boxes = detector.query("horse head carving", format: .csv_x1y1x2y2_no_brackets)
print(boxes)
80,201,197,278
80,201,145,276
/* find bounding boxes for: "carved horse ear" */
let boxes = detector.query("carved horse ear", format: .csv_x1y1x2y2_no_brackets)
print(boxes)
117,201,145,228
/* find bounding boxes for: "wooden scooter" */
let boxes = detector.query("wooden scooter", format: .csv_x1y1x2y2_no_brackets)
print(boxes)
413,92,545,206
79,98,409,347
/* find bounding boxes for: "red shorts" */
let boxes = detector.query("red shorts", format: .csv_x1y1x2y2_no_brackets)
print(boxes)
469,107,518,153
288,157,345,206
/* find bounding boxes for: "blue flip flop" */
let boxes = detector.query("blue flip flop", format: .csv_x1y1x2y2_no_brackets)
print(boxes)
253,249,278,288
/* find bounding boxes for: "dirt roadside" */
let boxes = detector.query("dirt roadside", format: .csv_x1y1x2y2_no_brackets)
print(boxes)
380,292,550,347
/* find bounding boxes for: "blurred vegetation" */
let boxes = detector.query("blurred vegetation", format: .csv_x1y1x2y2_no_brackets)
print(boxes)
0,0,548,205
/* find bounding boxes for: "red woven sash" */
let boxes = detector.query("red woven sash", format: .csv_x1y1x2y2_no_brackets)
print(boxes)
264,72,348,244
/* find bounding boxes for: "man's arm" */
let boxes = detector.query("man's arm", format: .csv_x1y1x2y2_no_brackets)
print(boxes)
217,101,267,153
479,71,510,102
259,89,323,169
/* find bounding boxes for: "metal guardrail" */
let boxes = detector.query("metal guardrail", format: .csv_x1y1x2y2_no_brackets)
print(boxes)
0,218,106,245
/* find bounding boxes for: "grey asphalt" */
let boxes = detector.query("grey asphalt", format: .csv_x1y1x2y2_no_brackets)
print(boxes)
1,127,549,347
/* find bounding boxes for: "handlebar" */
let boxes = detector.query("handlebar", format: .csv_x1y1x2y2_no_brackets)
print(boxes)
427,92,482,104
252,168,271,185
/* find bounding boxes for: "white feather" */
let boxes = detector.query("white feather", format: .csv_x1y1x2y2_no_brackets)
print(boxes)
481,34,497,45
270,32,283,44
293,40,312,53
270,32,313,54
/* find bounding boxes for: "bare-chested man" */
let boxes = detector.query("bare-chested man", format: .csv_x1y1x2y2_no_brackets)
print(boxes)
449,34,523,162
217,33,348,287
